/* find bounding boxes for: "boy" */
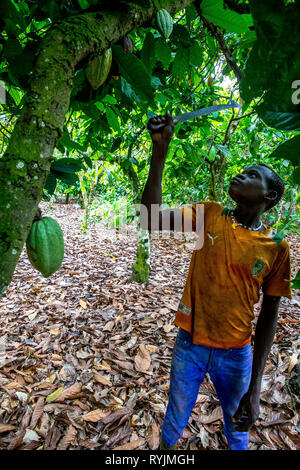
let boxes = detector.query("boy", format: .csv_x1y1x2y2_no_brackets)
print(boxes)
140,112,292,450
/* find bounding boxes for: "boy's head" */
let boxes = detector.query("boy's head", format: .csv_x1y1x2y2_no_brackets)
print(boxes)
229,164,285,212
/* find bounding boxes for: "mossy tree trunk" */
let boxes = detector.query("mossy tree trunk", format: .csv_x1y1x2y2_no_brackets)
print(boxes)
0,0,193,299
80,160,102,234
131,226,151,284
115,140,151,284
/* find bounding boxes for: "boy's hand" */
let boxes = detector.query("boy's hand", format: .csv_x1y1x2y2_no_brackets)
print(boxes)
147,111,174,145
232,391,260,432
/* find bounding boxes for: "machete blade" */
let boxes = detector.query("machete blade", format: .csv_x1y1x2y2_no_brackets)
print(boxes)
173,100,240,124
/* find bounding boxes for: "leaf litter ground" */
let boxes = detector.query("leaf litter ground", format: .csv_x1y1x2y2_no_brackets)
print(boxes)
0,201,299,451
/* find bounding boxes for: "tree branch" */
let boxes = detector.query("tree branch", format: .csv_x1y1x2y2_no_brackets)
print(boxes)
195,2,243,82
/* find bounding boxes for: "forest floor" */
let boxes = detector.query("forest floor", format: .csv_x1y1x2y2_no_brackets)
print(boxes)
0,201,299,451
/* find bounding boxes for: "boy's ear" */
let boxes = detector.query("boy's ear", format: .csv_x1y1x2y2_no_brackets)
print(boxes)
265,190,277,205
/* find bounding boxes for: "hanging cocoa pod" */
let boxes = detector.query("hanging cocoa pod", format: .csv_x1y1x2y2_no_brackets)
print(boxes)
86,48,112,90
157,9,173,39
123,35,133,53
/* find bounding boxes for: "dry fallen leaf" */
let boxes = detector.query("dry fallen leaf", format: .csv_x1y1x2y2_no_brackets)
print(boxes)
93,370,112,386
7,429,26,450
199,406,223,424
147,420,160,450
30,397,45,429
78,439,101,449
56,382,82,402
50,329,60,336
82,409,110,422
134,344,151,372
0,424,16,433
113,438,145,451
79,299,88,309
288,353,298,374
57,425,77,450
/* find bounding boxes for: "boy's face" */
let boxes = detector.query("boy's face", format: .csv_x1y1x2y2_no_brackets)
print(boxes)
228,165,275,208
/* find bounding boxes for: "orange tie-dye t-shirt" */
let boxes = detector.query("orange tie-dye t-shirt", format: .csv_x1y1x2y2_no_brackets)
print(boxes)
175,201,292,349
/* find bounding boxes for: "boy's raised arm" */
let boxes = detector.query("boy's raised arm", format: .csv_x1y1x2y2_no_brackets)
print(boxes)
140,111,183,232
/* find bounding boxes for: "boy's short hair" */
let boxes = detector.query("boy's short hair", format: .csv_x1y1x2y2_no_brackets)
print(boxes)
257,163,285,210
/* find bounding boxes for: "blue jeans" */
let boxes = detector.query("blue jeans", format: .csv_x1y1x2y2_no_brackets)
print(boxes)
162,328,253,450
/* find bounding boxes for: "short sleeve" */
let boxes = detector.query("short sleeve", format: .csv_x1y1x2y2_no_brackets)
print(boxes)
262,241,292,299
180,201,220,232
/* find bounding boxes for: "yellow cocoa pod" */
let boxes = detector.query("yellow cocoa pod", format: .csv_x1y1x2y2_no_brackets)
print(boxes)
207,75,213,87
86,48,112,90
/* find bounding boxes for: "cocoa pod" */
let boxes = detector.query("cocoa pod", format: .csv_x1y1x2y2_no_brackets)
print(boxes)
123,35,133,53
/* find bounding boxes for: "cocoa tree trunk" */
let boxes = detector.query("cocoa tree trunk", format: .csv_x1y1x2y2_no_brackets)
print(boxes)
115,150,151,284
80,160,101,234
0,0,194,299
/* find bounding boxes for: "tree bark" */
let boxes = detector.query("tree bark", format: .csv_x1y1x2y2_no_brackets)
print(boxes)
80,160,101,234
0,0,194,299
115,148,151,284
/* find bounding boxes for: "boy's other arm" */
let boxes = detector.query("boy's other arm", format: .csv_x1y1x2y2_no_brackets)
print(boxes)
232,294,281,432
140,112,184,232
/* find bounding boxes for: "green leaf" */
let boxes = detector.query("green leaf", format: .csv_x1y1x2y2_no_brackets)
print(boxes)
95,101,105,112
215,144,232,157
0,0,26,32
201,0,253,33
185,4,198,30
268,136,300,166
111,136,122,152
3,18,21,37
171,24,191,48
51,170,79,186
206,36,216,56
147,110,157,120
172,46,190,80
189,42,203,67
258,111,300,131
208,146,217,162
77,0,90,9
154,37,172,69
3,38,23,59
106,107,121,133
129,156,139,166
112,45,153,104
292,166,300,185
7,86,22,105
44,172,57,195
290,269,300,289
120,77,143,105
102,94,117,105
82,155,93,169
10,48,35,75
58,130,87,153
151,76,162,90
46,387,64,403
141,32,156,72
51,158,85,174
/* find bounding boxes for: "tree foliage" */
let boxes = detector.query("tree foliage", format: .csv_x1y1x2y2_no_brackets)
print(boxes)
0,0,299,294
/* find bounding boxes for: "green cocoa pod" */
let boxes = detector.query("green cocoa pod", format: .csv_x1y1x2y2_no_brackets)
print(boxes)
26,216,64,278
157,9,173,39
86,48,112,90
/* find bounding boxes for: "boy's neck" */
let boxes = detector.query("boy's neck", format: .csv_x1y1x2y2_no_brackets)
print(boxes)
233,205,264,230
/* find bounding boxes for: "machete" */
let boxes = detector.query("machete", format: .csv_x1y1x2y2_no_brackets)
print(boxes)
148,100,240,130
172,100,240,124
